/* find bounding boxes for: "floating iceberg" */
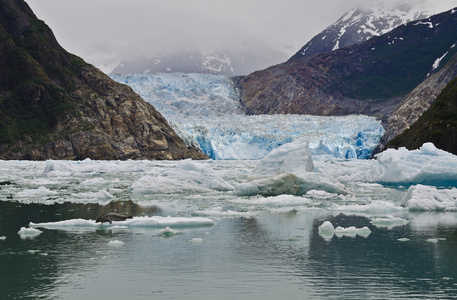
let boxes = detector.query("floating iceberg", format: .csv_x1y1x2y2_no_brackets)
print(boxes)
107,240,124,247
401,184,457,211
370,215,409,229
374,143,457,186
18,227,42,239
318,221,371,240
131,160,233,194
321,143,457,187
233,140,348,196
30,216,215,230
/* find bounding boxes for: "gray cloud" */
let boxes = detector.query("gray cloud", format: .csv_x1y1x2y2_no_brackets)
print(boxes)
27,0,457,73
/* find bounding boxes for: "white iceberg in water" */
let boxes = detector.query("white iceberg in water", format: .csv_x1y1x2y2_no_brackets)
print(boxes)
18,227,42,239
374,143,457,186
233,140,348,197
107,240,124,247
370,215,409,229
30,216,215,230
318,221,371,240
401,184,457,211
131,160,233,194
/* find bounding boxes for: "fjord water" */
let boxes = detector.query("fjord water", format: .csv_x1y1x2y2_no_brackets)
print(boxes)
2,73,457,299
1,158,457,300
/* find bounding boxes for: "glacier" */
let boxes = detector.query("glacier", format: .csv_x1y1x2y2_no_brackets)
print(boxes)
111,72,385,160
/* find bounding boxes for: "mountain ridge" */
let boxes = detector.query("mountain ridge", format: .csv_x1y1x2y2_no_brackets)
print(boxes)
289,5,429,60
0,0,207,160
240,8,457,122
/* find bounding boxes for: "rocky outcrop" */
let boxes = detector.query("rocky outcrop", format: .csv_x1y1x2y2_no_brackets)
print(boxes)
0,0,207,160
384,75,457,155
380,53,457,147
240,8,457,123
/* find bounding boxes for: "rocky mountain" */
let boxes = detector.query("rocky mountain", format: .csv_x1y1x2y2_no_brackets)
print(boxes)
380,52,457,148
240,8,457,122
384,74,457,156
0,0,207,160
289,5,428,60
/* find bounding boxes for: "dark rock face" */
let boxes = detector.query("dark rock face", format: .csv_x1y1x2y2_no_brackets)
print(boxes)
240,8,457,122
0,0,207,160
380,53,457,147
384,75,457,155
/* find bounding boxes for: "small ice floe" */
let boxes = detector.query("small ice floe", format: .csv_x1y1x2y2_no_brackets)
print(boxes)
107,240,124,247
370,215,409,229
131,160,233,194
318,221,371,240
30,216,215,231
159,227,182,238
192,206,255,218
397,238,410,242
18,227,42,239
189,238,204,243
0,236,6,241
426,238,446,243
401,185,457,211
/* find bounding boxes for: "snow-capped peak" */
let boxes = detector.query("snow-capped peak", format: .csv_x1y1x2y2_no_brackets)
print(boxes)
290,4,430,60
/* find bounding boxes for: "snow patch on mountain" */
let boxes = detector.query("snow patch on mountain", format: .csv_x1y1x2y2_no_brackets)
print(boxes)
290,5,430,60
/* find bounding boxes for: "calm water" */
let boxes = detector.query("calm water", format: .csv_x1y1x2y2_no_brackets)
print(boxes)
1,160,457,299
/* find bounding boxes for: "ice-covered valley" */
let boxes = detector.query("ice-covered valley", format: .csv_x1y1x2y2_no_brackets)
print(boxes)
111,73,384,160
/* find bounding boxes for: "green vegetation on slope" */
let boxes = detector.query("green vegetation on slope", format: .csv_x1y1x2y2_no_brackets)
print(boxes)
385,75,457,155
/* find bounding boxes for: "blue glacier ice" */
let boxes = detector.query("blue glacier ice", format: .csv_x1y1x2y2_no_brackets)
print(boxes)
111,72,385,160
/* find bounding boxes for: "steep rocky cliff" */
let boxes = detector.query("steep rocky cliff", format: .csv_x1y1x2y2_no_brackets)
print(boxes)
384,75,457,155
0,0,207,160
380,52,457,147
240,8,457,122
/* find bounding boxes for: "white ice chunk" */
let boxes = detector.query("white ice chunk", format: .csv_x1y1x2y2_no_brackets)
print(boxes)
18,227,42,239
318,221,371,239
370,215,409,229
374,143,457,186
108,240,124,247
159,227,182,237
17,186,58,197
29,216,215,230
189,238,204,243
401,184,457,211
233,140,348,196
131,160,233,194
0,236,6,240
326,143,457,186
192,206,255,218
397,238,410,242
426,238,446,243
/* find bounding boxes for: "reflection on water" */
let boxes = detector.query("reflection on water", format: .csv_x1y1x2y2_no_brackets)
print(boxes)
2,202,457,299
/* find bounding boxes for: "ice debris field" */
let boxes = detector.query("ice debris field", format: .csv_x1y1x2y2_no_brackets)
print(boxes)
2,139,457,239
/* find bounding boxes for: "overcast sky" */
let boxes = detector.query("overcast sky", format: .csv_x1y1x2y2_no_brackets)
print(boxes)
26,0,457,74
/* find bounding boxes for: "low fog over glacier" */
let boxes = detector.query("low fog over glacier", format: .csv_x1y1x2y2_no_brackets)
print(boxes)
111,73,385,160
